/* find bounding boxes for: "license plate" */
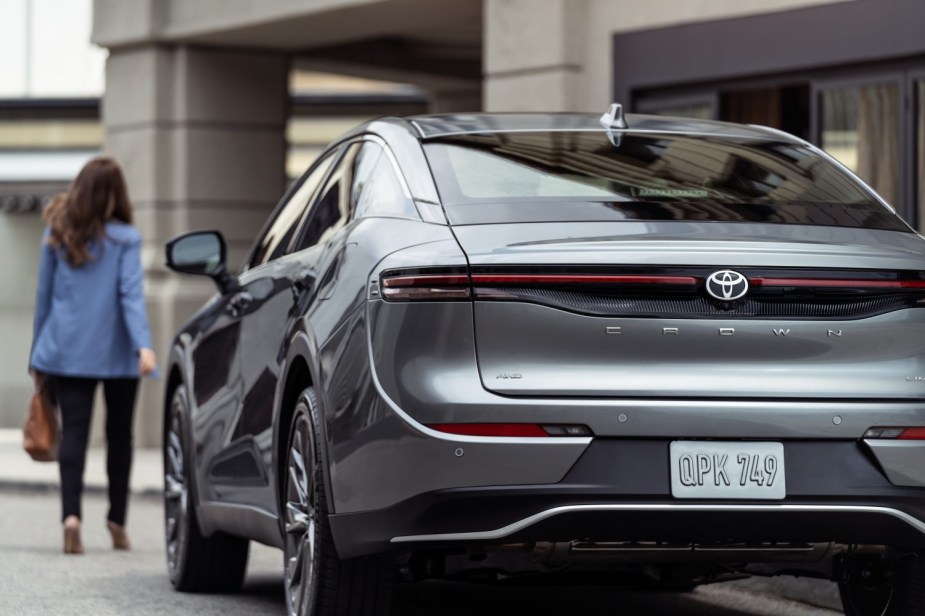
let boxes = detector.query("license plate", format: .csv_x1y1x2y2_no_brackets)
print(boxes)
670,441,786,500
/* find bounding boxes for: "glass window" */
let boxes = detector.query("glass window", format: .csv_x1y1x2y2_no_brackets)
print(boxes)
0,119,101,149
918,80,925,231
422,131,907,231
820,83,900,205
248,150,337,268
647,104,713,120
295,143,362,251
636,94,716,121
351,142,418,219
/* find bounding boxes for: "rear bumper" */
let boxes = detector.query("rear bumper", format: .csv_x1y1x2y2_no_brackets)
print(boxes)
329,439,925,558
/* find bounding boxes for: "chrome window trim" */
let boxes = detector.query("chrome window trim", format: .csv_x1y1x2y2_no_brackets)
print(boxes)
390,503,925,543
357,134,413,201
355,134,447,224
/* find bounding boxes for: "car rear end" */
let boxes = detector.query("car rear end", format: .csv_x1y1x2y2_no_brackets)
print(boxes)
336,115,925,602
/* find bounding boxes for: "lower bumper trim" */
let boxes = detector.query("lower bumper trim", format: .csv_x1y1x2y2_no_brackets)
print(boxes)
390,503,925,544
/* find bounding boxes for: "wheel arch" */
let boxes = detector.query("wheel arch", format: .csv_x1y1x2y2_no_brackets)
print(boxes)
162,349,208,536
274,330,336,530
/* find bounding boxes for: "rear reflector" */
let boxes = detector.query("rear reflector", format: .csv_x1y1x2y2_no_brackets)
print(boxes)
380,274,470,301
428,423,593,438
864,427,925,440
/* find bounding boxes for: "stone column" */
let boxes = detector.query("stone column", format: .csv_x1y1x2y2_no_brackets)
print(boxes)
483,0,588,112
102,45,288,447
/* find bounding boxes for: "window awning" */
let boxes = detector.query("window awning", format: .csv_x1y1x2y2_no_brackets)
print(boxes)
0,150,98,213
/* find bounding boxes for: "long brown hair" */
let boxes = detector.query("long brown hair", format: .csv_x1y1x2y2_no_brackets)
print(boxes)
44,157,133,267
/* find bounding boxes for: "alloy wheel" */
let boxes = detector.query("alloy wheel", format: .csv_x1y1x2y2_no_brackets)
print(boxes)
284,413,318,615
164,404,188,575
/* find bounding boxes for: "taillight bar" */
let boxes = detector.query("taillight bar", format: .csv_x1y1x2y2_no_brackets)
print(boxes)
428,423,593,438
752,278,925,289
380,269,925,302
864,427,925,440
471,274,699,286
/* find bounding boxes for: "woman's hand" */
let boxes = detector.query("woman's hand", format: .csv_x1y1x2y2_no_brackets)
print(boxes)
138,348,157,376
30,369,44,391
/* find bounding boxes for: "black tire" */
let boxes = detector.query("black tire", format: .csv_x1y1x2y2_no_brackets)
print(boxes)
839,553,925,616
165,384,250,592
283,387,394,616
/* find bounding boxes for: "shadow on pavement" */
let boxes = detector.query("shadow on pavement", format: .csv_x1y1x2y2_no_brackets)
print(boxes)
392,580,748,616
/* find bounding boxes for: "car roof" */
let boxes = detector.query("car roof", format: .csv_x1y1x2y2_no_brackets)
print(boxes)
402,112,800,143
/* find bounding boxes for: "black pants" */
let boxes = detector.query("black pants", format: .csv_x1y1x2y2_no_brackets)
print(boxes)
53,376,138,525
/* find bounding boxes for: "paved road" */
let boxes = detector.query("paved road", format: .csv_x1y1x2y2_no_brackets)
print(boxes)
0,489,842,615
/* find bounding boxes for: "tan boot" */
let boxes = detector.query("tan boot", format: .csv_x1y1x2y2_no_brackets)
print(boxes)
107,521,131,550
63,516,84,555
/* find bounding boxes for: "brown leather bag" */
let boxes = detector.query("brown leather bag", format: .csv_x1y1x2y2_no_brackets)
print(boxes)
23,377,60,462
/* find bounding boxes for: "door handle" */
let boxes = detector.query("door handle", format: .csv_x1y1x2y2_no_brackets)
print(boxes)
226,291,253,316
292,270,314,300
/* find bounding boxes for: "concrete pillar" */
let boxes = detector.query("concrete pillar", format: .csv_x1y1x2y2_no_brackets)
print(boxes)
484,0,588,112
102,45,288,447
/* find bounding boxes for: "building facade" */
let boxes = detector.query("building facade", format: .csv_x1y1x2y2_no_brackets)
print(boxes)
88,0,924,445
0,0,427,436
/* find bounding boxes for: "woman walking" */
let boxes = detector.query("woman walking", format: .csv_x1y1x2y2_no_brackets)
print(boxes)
29,157,157,554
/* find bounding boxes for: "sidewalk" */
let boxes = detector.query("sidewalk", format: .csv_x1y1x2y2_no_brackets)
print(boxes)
0,429,162,498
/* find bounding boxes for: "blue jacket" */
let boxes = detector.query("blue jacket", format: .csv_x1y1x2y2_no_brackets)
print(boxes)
30,223,155,379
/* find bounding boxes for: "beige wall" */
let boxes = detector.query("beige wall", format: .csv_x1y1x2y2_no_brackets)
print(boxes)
0,215,45,428
484,0,856,112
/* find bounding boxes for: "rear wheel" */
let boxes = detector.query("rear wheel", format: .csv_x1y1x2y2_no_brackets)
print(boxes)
165,384,250,592
283,388,394,616
839,553,925,616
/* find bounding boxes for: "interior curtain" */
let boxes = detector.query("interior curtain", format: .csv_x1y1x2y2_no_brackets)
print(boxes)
918,81,925,231
856,84,900,206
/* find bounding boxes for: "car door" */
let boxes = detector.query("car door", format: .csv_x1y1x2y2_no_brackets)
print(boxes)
224,142,369,515
198,148,340,510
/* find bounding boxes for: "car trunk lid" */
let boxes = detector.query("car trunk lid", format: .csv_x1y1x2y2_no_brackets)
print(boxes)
452,222,925,400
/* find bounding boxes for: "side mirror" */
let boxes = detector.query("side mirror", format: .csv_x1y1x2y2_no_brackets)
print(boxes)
165,230,239,293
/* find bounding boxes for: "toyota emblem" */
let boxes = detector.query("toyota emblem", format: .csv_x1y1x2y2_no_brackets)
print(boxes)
706,270,749,301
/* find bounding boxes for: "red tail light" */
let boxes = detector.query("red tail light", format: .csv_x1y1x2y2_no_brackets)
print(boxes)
380,273,470,301
752,278,925,289
864,427,925,440
471,274,698,286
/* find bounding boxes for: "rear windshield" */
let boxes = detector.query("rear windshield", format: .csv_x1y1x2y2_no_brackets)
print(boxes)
422,131,908,231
